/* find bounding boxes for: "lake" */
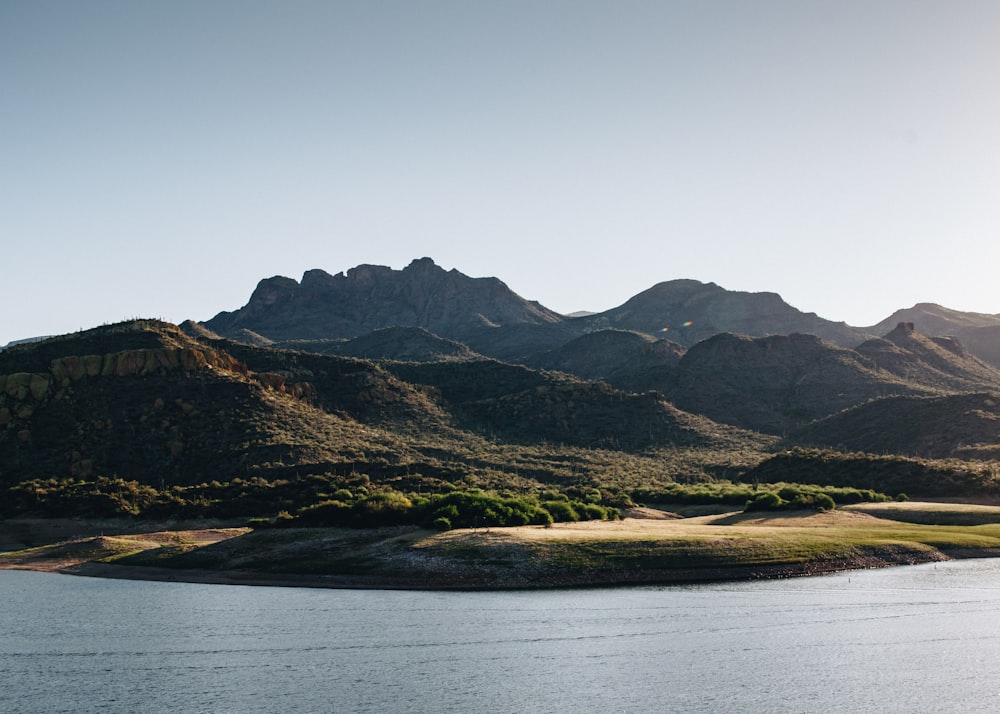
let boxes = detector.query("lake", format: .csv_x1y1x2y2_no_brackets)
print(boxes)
4,561,1000,712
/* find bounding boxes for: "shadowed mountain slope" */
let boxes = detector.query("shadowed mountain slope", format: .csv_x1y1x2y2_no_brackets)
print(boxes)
856,322,1000,393
0,320,767,491
385,359,759,451
274,326,479,362
530,329,685,393
784,393,1000,460
871,303,1000,336
576,279,872,348
0,321,420,486
204,257,563,343
198,260,884,367
664,332,930,435
868,304,1000,369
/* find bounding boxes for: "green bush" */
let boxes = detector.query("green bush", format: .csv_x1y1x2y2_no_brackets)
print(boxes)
745,492,786,511
542,500,580,522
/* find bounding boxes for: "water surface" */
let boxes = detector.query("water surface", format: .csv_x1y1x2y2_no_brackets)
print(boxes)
4,561,1000,712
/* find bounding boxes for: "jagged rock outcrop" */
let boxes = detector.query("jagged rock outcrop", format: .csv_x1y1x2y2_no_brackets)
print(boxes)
199,260,885,367
868,304,1000,369
856,322,1000,393
204,258,563,343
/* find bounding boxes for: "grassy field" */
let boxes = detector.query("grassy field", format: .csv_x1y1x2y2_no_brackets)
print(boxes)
4,503,1000,589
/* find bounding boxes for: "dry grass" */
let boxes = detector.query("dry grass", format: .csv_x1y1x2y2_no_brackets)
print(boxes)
0,528,248,571
7,506,1000,588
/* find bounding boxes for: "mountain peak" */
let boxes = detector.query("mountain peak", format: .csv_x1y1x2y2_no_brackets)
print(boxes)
203,258,563,342
888,321,917,337
404,256,441,271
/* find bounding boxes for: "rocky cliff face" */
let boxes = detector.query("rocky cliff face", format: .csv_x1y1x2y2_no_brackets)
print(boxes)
200,261,883,365
204,257,563,342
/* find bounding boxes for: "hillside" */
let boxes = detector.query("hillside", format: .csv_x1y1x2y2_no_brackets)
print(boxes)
856,322,1000,392
869,304,1000,369
663,332,928,434
0,320,444,486
785,393,1000,460
0,320,767,498
276,326,479,362
575,279,871,348
531,329,685,392
384,358,756,451
6,261,1000,531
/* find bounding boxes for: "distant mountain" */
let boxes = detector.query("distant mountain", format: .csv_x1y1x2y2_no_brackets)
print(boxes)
868,304,1000,369
856,322,1000,393
199,258,1000,400
0,336,52,351
575,279,872,348
204,257,562,343
199,261,881,367
532,329,685,393
870,303,1000,335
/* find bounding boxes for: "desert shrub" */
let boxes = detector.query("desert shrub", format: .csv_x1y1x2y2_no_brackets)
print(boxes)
745,492,786,511
294,499,353,526
745,489,835,512
421,491,549,528
577,502,616,521
352,492,416,526
542,500,580,522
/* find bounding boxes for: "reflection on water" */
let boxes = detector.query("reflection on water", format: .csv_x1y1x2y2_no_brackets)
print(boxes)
3,560,1000,713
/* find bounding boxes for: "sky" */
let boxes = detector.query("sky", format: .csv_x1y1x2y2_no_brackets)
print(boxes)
3,0,1000,346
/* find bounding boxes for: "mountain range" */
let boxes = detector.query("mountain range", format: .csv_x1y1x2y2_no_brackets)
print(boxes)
3,258,1000,498
203,258,1000,367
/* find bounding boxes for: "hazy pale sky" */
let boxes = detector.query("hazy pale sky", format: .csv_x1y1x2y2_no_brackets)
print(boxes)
3,0,1000,346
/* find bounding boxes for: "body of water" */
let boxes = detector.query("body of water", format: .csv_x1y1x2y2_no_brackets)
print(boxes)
4,561,1000,712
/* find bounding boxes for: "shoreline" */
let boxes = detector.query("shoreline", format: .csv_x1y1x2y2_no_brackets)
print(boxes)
6,544,995,592
6,508,1000,591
